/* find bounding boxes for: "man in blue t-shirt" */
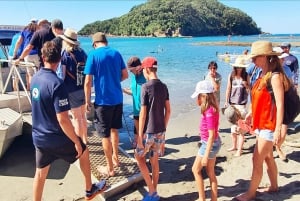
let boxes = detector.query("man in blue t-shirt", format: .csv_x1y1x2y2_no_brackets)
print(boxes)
30,41,105,200
84,32,128,177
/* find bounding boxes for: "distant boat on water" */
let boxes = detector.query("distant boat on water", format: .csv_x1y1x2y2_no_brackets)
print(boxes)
216,52,239,62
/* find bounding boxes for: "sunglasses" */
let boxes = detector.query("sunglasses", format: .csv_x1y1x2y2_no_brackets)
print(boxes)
209,67,217,70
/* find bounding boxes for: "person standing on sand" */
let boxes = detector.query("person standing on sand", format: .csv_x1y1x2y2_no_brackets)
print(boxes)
84,32,128,177
122,56,147,148
135,57,171,201
235,41,287,201
30,41,106,201
224,56,249,157
191,80,221,201
205,61,222,106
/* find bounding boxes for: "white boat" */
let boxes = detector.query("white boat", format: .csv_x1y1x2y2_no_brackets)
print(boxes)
217,52,239,62
0,27,32,158
0,108,23,158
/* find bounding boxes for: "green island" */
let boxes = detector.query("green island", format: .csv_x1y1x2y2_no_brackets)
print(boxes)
78,0,261,37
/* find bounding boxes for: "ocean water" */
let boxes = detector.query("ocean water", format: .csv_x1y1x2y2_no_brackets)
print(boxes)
78,35,300,120
1,34,300,143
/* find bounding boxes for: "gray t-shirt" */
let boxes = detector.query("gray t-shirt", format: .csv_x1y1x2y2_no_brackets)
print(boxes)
205,72,222,104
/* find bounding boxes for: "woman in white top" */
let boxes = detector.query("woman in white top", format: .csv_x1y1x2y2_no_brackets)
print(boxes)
224,56,250,156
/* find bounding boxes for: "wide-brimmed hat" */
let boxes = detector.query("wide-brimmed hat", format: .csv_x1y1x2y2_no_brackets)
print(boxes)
59,28,79,45
230,55,249,68
249,41,281,58
191,80,214,98
92,32,107,44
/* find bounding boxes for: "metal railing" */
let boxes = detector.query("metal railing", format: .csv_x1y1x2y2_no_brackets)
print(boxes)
0,59,35,112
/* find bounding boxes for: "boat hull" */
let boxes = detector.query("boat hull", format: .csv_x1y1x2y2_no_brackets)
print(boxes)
0,108,23,158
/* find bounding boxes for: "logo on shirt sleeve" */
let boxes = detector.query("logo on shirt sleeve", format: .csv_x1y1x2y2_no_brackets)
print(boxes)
59,98,69,107
32,87,40,100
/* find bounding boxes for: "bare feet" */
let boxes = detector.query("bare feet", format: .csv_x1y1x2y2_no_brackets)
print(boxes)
113,156,120,167
276,147,287,161
234,192,255,201
97,165,115,178
234,150,242,157
257,186,278,193
227,147,237,152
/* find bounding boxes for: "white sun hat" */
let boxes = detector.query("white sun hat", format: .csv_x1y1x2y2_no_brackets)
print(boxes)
230,55,250,68
191,80,214,98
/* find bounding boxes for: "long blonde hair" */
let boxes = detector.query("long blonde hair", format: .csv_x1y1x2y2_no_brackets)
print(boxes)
62,40,79,53
198,93,219,114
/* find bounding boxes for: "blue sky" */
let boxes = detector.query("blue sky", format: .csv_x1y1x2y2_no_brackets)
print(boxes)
0,1,299,34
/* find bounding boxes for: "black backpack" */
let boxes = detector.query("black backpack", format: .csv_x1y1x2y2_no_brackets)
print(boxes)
267,73,300,125
68,51,86,86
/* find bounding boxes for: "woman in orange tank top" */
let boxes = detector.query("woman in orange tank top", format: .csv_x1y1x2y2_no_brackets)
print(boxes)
235,41,286,201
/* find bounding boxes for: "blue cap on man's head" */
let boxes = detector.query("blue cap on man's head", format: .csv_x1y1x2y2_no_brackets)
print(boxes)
281,42,291,48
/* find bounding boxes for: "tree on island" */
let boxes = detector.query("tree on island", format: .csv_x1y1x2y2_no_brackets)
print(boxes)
78,0,261,37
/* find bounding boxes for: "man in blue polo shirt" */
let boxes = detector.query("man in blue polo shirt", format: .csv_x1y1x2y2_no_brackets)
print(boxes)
30,41,105,201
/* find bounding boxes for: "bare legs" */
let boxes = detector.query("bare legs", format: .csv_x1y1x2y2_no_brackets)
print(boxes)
135,152,160,195
192,156,218,201
70,105,88,144
33,149,93,201
99,128,119,176
235,137,278,201
227,132,245,156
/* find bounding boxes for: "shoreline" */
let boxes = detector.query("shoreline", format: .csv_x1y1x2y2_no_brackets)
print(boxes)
194,41,300,47
0,109,300,200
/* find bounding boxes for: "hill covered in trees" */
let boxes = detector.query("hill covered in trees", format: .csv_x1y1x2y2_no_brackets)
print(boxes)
78,0,261,37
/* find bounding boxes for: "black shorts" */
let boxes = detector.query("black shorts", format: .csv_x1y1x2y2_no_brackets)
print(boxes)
133,115,147,135
94,103,123,138
68,89,85,108
35,137,86,168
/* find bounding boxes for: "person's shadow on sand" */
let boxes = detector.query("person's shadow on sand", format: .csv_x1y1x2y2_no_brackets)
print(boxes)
0,123,71,179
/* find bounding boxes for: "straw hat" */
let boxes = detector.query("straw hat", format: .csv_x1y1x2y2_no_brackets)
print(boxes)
230,55,249,68
59,28,79,45
249,41,281,58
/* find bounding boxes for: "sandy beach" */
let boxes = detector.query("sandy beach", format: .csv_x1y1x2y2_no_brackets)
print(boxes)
1,109,300,201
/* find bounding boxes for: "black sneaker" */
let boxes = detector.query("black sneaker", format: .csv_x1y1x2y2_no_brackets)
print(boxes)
85,180,106,200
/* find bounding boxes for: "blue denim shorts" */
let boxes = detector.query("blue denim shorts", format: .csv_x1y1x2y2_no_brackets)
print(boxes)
198,138,221,159
254,129,274,141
